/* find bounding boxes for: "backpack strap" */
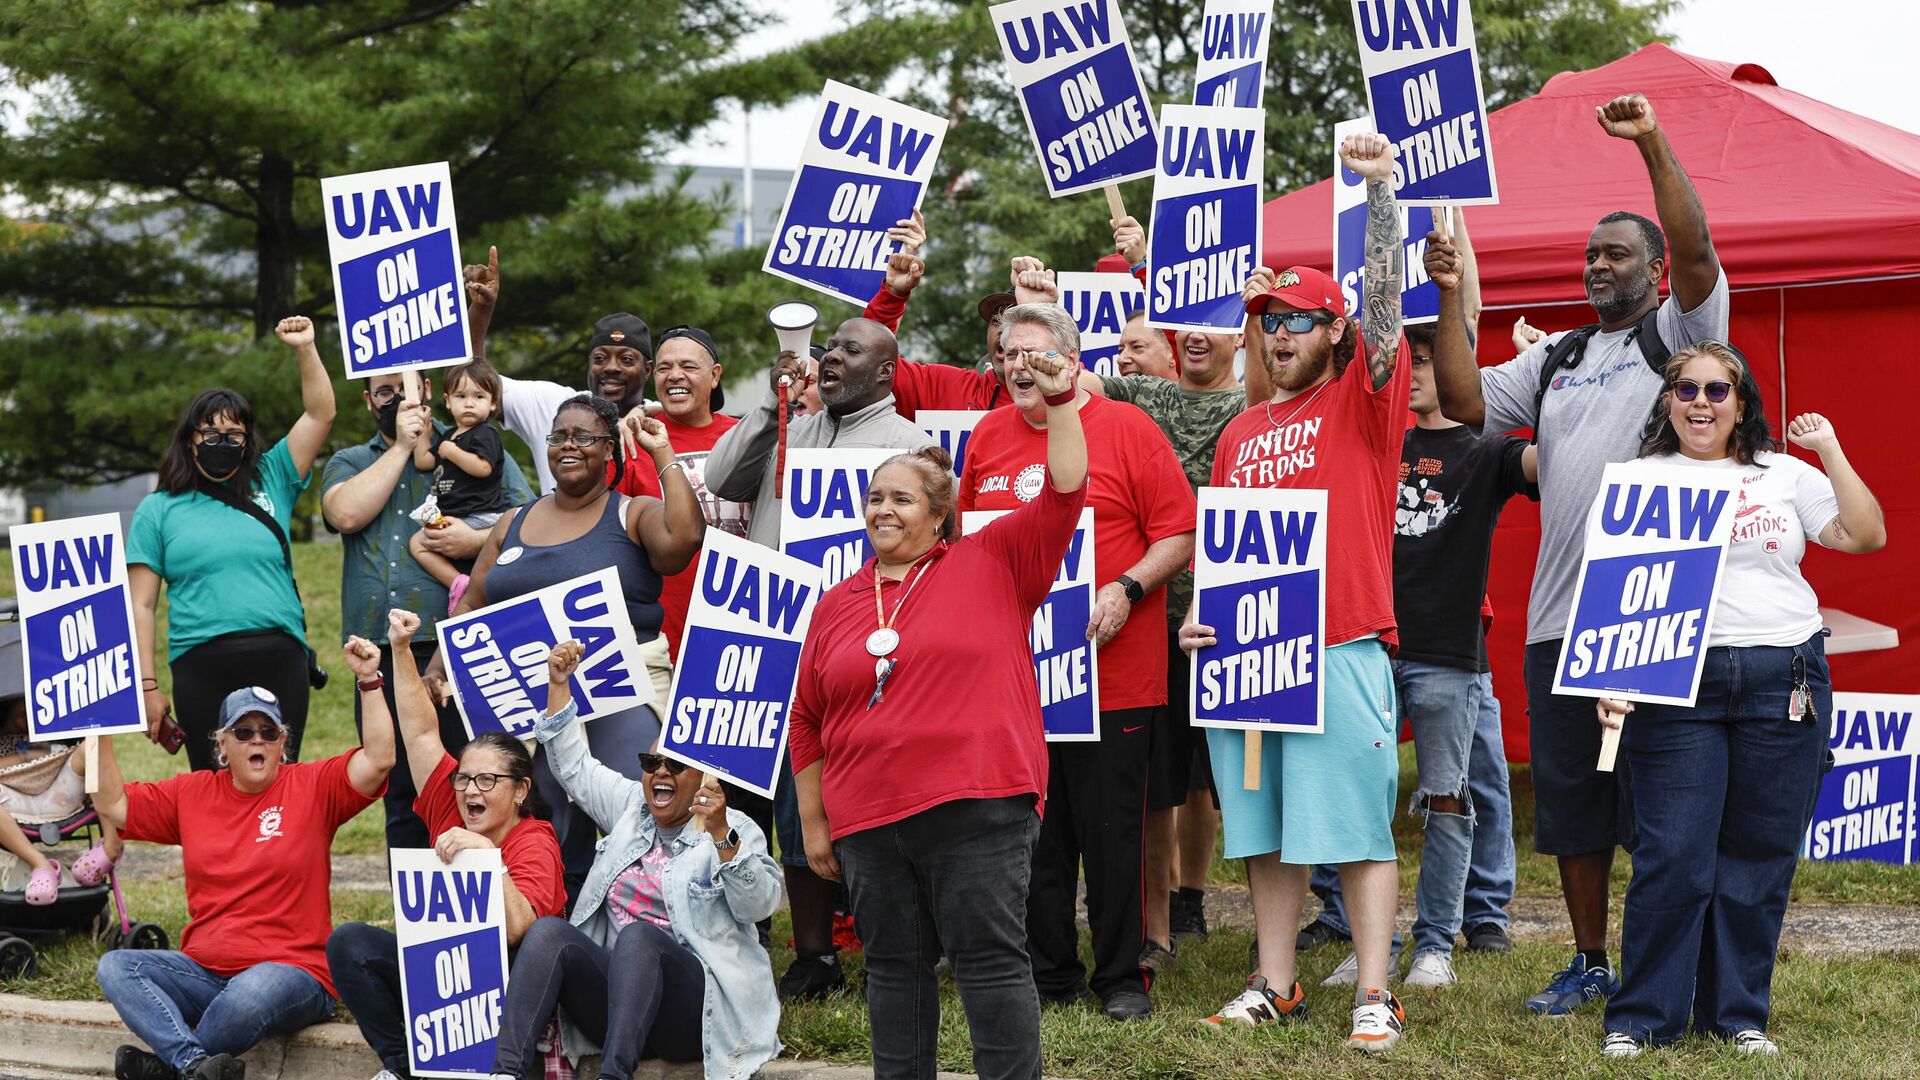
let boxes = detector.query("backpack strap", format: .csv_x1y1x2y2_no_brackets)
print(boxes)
1530,306,1673,438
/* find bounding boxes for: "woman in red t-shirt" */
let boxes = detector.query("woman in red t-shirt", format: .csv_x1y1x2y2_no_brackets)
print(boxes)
91,642,394,1080
788,328,1087,1080
327,610,568,1080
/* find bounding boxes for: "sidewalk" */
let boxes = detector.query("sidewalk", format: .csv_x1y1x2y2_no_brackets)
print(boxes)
0,993,967,1080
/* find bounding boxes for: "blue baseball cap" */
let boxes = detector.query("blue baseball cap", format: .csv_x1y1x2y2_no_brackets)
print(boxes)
216,687,284,731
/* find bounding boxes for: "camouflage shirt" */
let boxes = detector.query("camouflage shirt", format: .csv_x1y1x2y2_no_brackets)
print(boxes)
1100,375,1247,631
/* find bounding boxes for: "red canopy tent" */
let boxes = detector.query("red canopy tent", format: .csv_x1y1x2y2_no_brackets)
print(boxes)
1260,44,1920,760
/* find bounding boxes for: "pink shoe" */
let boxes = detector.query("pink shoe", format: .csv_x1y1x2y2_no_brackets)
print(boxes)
24,860,61,905
70,842,118,887
448,573,471,616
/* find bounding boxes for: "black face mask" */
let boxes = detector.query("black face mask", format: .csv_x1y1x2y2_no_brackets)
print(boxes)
375,396,402,440
194,441,246,482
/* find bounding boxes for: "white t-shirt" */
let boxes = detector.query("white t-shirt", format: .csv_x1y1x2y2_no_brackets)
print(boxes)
498,376,582,494
1647,450,1840,648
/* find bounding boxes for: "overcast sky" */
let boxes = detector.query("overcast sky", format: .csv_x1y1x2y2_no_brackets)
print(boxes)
670,0,1920,172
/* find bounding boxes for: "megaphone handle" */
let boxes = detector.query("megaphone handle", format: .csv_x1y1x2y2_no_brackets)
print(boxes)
774,376,791,500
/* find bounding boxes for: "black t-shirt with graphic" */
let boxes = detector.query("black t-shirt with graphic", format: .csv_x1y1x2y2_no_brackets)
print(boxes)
1394,425,1536,671
432,423,509,518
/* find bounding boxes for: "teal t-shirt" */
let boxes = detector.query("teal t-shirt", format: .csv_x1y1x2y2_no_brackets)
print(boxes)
127,438,311,662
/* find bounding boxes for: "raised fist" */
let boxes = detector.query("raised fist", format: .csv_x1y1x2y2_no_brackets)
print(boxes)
275,316,316,349
1339,132,1395,182
1596,93,1658,141
387,609,422,646
548,639,585,684
1010,256,1058,305
1786,412,1838,454
1423,233,1462,292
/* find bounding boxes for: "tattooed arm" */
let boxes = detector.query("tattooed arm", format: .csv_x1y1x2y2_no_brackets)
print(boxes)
1340,133,1403,390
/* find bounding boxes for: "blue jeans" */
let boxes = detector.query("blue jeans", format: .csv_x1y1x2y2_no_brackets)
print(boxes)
1606,637,1831,1045
95,950,335,1072
1312,667,1515,954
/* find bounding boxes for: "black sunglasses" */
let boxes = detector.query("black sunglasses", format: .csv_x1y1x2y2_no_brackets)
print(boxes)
637,753,689,776
1673,379,1733,404
1260,310,1334,335
227,723,284,743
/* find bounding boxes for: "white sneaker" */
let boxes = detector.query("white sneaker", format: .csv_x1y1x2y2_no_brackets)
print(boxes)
1345,987,1405,1053
370,1072,405,1080
1322,950,1358,986
1602,1032,1643,1057
1733,1029,1780,1055
1403,950,1457,988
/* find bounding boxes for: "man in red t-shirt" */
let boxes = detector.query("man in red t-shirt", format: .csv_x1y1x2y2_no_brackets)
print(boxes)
959,302,1195,1022
1183,134,1414,1052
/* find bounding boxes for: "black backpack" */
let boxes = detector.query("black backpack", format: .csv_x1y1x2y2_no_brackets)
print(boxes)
1530,306,1668,435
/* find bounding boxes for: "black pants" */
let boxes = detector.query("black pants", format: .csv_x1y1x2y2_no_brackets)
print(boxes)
1026,706,1151,1001
171,630,310,771
326,922,415,1077
352,642,472,851
838,796,1042,1080
493,916,703,1080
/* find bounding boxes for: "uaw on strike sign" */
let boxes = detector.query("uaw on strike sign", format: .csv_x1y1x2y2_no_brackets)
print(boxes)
992,0,1159,197
1148,104,1263,335
322,162,472,378
9,515,147,740
782,448,899,588
966,510,1100,741
1805,693,1919,866
1193,0,1273,109
662,531,822,797
1058,271,1144,379
1190,489,1326,734
763,81,948,307
392,849,509,1078
1350,0,1498,204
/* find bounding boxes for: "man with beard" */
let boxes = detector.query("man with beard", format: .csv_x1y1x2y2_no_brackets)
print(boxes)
1184,132,1410,1052
1423,91,1727,1017
320,368,534,849
705,316,934,1000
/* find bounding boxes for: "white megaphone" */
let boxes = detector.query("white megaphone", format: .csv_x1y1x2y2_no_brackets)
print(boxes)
768,300,819,358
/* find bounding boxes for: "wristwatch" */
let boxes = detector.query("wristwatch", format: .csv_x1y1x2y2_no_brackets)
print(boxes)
715,828,740,853
1115,574,1145,605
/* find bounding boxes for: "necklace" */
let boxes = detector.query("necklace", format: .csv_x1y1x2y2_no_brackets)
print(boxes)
867,545,941,657
1263,378,1332,431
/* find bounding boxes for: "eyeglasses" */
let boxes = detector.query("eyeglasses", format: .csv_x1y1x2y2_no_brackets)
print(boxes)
1672,379,1733,403
227,723,284,743
195,429,248,447
451,772,508,792
637,753,689,776
1260,311,1334,335
545,432,617,447
368,387,401,406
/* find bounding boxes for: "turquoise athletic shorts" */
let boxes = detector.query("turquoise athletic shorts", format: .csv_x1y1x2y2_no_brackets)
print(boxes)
1206,637,1400,864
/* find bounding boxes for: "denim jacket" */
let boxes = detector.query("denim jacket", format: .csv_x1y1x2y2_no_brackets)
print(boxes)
536,702,783,1079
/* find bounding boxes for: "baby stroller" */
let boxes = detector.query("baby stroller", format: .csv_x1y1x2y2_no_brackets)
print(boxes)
0,599,167,980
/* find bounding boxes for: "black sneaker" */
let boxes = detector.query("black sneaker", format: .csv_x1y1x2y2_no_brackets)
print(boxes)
1101,986,1153,1021
1463,923,1512,954
1171,893,1209,940
1297,917,1352,951
115,1046,173,1080
190,1053,246,1080
777,951,846,1001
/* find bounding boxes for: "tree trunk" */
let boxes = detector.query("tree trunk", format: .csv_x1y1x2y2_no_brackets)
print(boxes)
254,152,298,339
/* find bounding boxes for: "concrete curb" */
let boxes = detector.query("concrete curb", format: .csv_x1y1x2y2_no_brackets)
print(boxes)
0,992,967,1079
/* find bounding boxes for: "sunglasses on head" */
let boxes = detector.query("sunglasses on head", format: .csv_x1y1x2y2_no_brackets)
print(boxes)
227,723,284,743
1672,379,1733,403
1260,310,1334,335
637,753,689,776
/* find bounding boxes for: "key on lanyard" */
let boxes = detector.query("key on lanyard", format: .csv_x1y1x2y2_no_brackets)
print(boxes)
1788,656,1814,723
868,657,895,711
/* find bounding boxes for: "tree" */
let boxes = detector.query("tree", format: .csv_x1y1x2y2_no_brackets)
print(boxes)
847,0,1673,368
0,0,938,487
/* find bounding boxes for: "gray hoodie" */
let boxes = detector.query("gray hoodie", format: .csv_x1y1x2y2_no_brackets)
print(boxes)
705,392,935,550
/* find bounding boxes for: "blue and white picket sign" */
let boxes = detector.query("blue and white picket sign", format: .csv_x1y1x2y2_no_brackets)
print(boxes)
963,509,1100,741
762,81,949,307
1147,104,1264,335
1193,0,1273,109
1190,488,1327,733
1804,692,1918,866
436,567,652,740
8,514,147,740
662,531,822,798
391,848,510,1079
1058,271,1145,378
916,411,988,479
1349,0,1498,204
781,448,900,587
991,0,1159,198
321,161,472,378
1332,116,1439,326
1552,461,1740,706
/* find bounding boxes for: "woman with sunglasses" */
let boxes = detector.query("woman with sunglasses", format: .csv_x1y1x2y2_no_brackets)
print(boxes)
328,610,567,1080
89,645,394,1080
1596,341,1885,1059
487,639,781,1080
128,316,336,772
426,394,704,899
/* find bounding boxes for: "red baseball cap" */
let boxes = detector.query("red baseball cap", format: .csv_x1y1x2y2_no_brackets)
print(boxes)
1244,265,1346,319
1095,253,1133,274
